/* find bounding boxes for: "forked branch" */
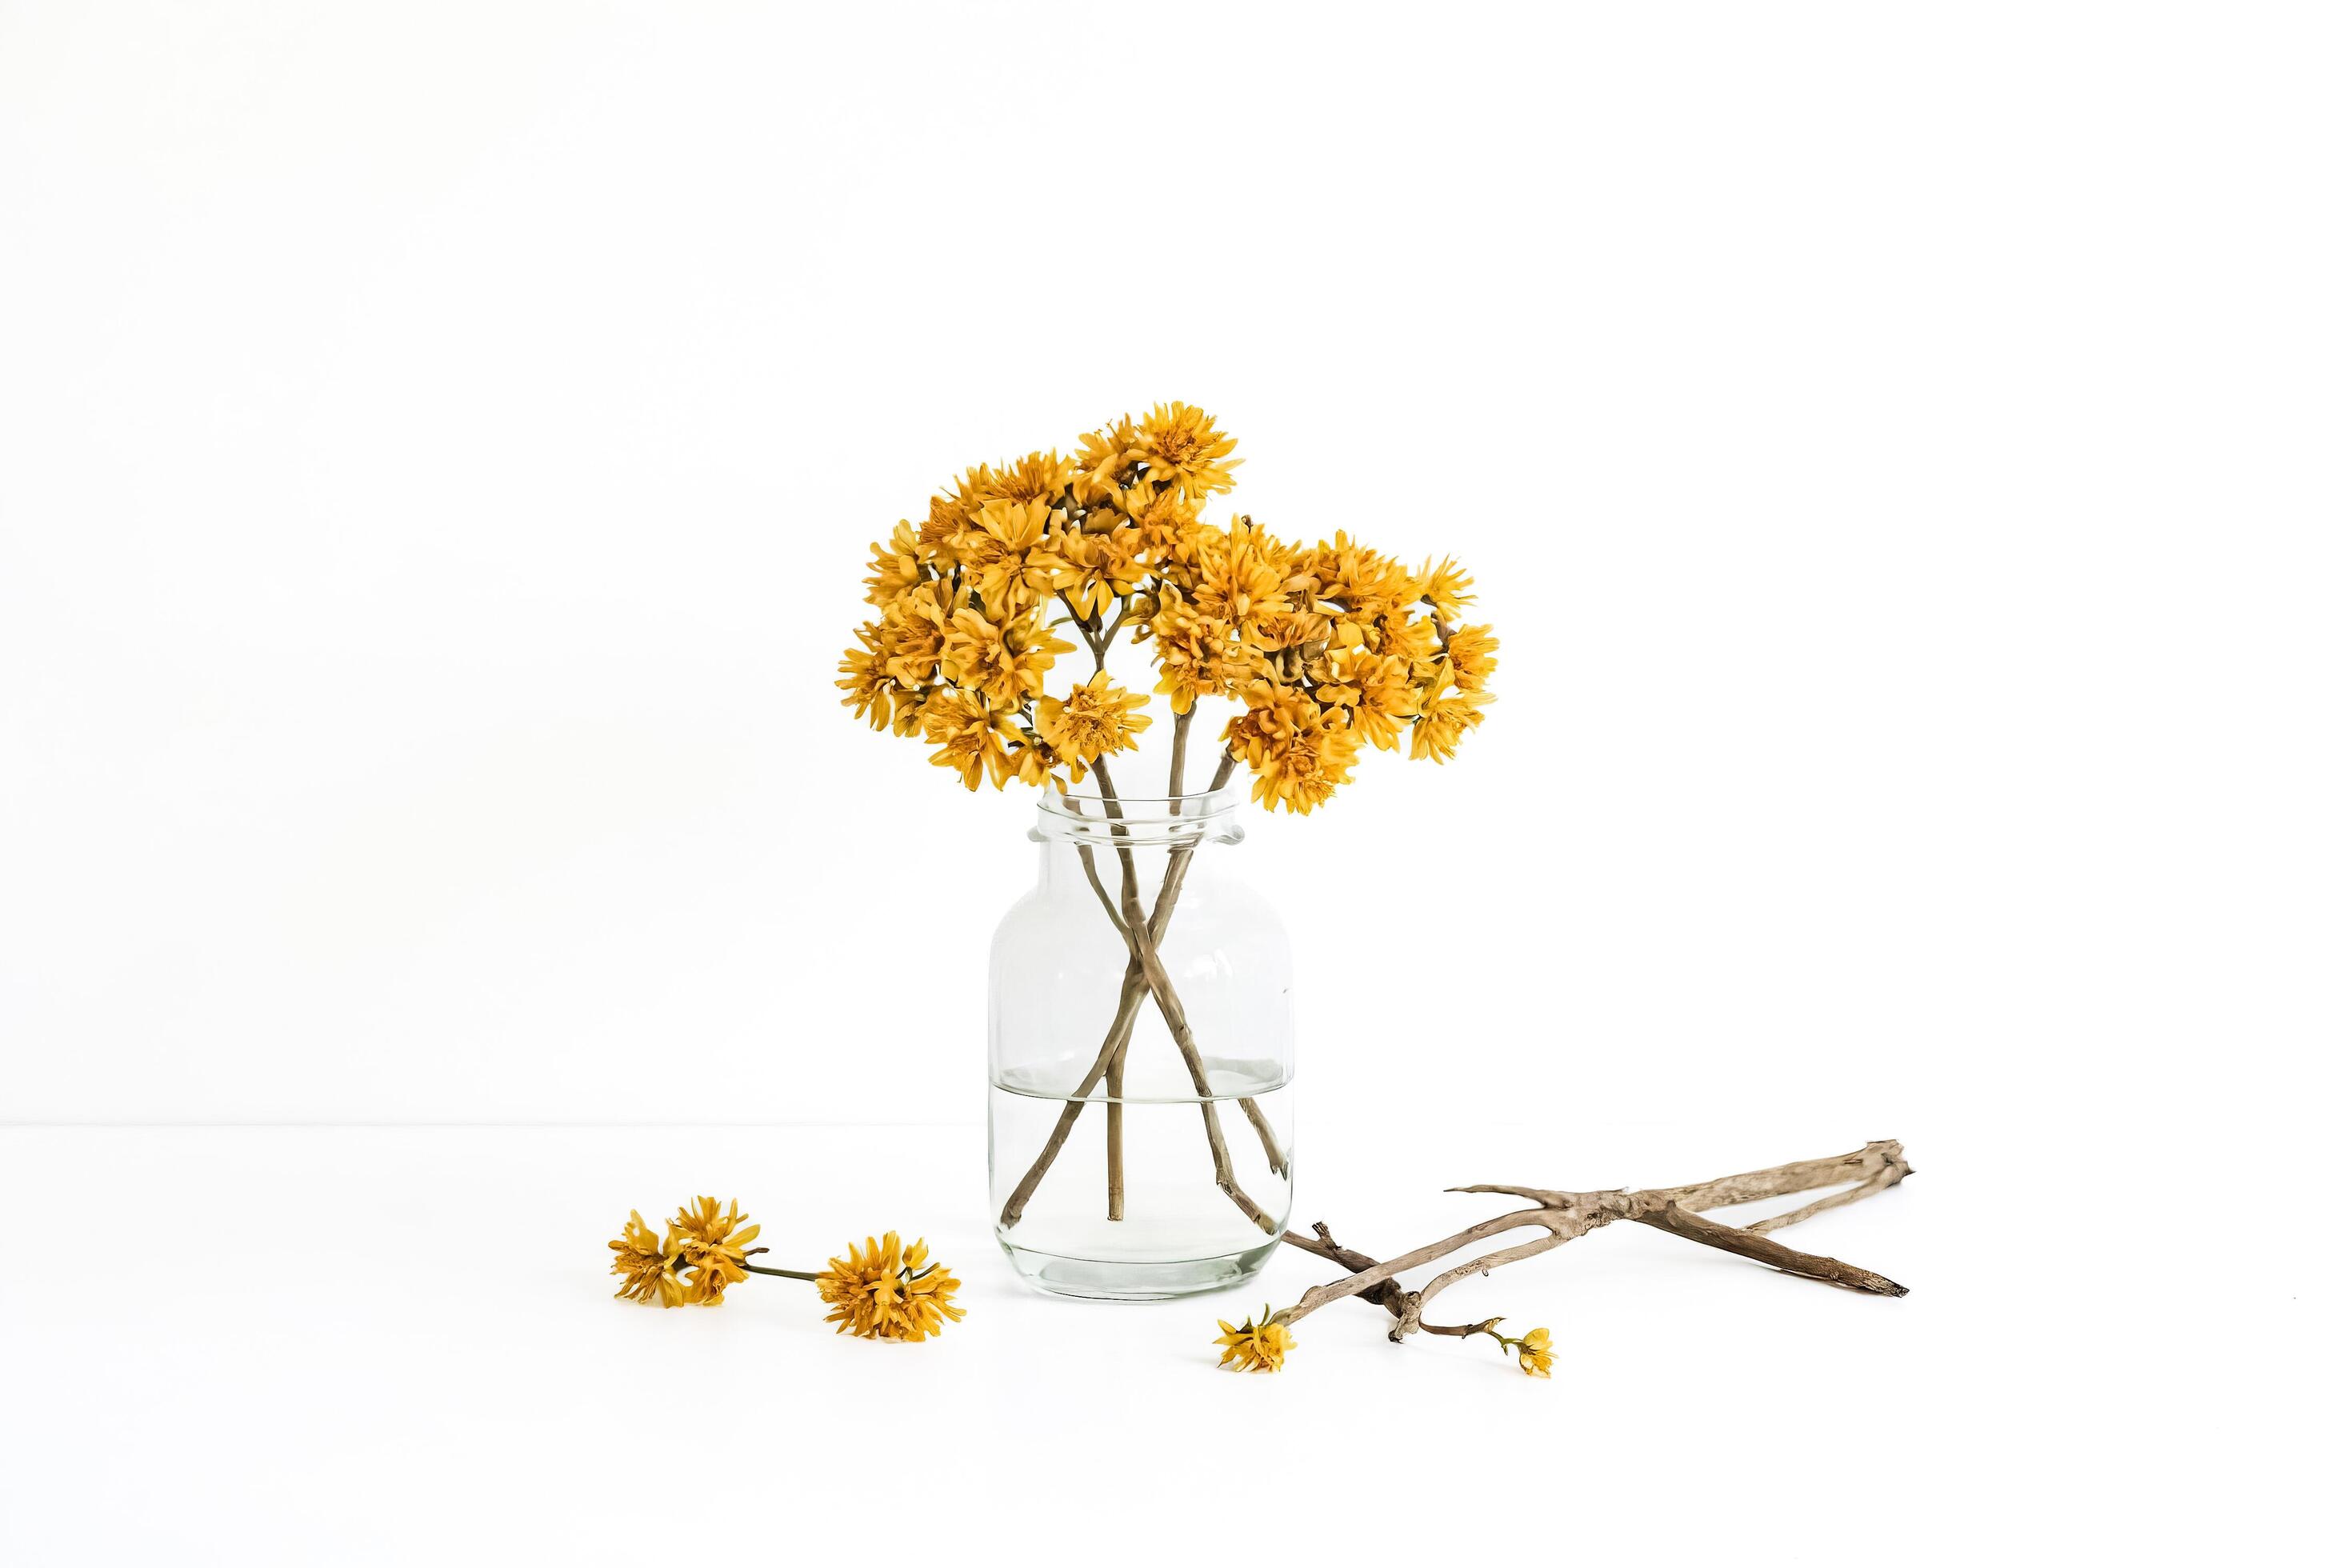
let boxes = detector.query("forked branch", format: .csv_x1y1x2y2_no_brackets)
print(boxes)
1277,1140,1913,1345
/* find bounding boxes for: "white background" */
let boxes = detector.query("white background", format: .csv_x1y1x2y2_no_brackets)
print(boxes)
2,2,2342,1562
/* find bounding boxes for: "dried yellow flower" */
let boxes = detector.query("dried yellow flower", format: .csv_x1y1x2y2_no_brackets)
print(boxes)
1214,1306,1294,1372
1445,624,1499,693
815,1231,966,1342
841,406,1495,803
1516,1326,1554,1378
1036,672,1150,765
608,1210,690,1307
670,1196,761,1306
1132,402,1241,500
1224,682,1360,814
1409,687,1494,764
922,687,1019,790
1421,555,1478,619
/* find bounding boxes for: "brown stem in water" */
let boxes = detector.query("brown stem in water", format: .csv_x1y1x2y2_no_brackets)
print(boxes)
997,752,1270,1241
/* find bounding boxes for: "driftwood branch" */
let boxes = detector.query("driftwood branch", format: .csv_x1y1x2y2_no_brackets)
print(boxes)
1277,1140,1914,1343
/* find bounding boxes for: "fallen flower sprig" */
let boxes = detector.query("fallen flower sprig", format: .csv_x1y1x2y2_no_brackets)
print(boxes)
1218,1141,1910,1374
608,1198,965,1342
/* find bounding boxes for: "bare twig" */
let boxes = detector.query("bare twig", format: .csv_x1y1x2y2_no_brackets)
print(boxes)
1275,1141,1913,1344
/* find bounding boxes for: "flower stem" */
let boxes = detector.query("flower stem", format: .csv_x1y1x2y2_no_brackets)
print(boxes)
740,1263,819,1282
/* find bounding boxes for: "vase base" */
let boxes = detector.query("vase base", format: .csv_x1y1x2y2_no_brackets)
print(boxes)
996,1235,1282,1302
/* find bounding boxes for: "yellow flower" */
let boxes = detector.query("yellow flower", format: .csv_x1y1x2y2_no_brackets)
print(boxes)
608,1210,690,1307
1224,682,1360,814
815,1231,966,1342
1005,734,1084,791
1149,587,1262,715
1072,417,1143,499
978,450,1077,506
1048,525,1148,618
1300,531,1418,631
922,687,1018,790
1036,672,1150,765
940,607,1070,711
670,1196,760,1305
836,626,897,732
1409,687,1494,763
1134,402,1241,499
1376,612,1440,666
863,522,928,606
1421,555,1477,619
1445,624,1498,693
877,578,957,686
1213,1306,1294,1372
1184,518,1295,652
1312,648,1418,752
1516,1326,1554,1378
918,493,970,558
1110,482,1199,560
959,496,1059,617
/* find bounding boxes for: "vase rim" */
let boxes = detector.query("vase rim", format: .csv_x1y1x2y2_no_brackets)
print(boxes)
1031,783,1244,846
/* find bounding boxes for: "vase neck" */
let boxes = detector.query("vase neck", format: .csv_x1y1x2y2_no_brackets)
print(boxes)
1030,786,1244,852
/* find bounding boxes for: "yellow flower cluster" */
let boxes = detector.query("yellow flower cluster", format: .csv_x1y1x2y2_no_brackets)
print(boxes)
814,1232,966,1342
607,1196,761,1307
1212,1306,1295,1372
839,406,1495,810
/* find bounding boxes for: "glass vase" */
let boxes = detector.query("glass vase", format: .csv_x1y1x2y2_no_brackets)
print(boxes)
989,786,1294,1300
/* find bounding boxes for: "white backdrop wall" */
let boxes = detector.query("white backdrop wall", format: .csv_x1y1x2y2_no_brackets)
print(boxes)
2,2,2342,1142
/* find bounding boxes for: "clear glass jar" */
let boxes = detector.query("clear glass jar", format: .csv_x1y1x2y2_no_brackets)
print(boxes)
989,786,1294,1300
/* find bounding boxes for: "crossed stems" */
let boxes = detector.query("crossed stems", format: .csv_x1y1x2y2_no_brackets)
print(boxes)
997,614,1286,1235
1274,1141,1914,1341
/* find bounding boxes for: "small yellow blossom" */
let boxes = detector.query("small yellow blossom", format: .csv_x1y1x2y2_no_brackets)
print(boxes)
1214,1306,1294,1372
939,608,1070,711
816,1231,966,1342
1445,624,1499,693
1036,672,1150,765
1421,555,1477,619
836,626,895,732
1133,402,1241,500
1516,1326,1554,1378
1225,682,1361,814
1410,687,1494,764
608,1210,690,1307
863,522,928,606
922,687,1018,790
1313,648,1418,753
670,1196,761,1305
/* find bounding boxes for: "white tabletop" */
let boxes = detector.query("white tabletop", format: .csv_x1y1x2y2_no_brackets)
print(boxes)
11,1117,2294,1564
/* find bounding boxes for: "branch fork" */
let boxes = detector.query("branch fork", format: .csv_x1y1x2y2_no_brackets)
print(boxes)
1277,1141,1914,1342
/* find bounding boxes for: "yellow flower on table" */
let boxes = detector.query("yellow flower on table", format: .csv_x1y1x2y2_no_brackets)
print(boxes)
607,1210,689,1307
816,1231,966,1342
1213,1307,1294,1372
670,1196,761,1306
